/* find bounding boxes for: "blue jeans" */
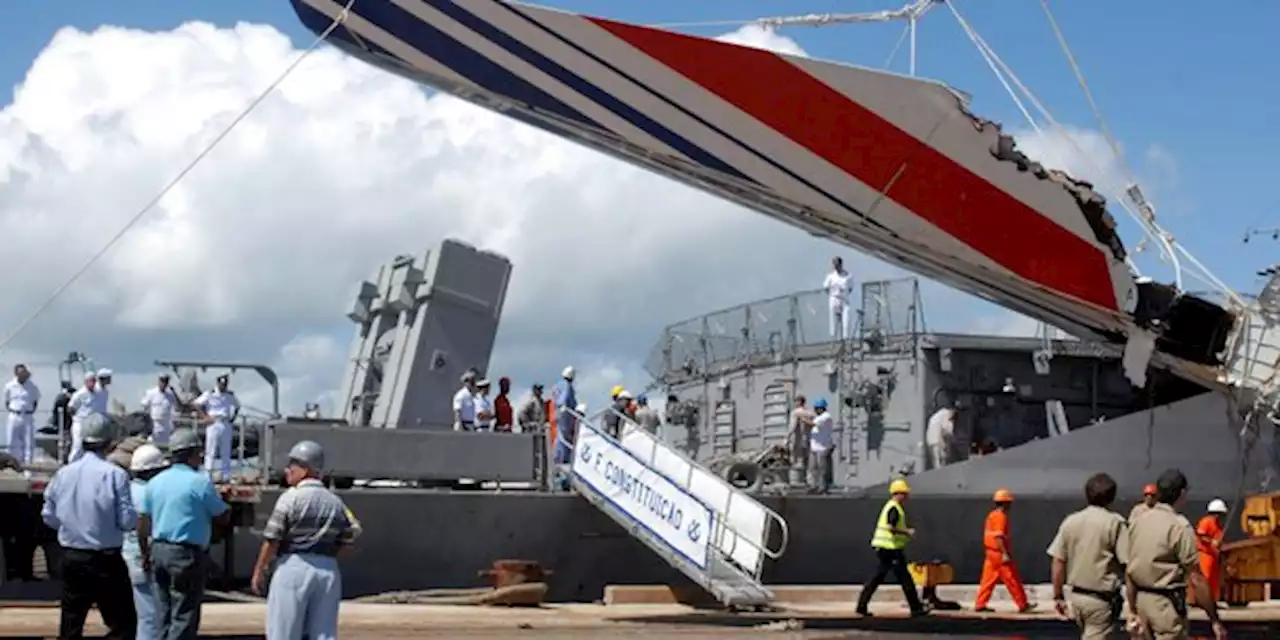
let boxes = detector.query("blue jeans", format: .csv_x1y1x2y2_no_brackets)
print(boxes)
267,553,341,640
150,542,206,640
131,580,162,640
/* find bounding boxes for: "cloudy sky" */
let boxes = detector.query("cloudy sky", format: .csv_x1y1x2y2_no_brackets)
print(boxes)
0,2,1264,423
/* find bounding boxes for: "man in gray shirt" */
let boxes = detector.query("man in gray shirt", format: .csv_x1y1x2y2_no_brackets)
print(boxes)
252,440,360,640
789,395,815,485
633,394,661,435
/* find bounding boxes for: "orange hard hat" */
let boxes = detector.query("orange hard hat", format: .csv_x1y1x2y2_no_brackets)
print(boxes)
993,488,1014,503
1143,484,1157,496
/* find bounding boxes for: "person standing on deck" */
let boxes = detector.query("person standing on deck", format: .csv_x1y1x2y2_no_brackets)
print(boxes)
140,373,181,447
855,478,927,617
453,371,478,431
67,371,109,463
823,257,854,340
473,379,495,431
553,366,577,465
1047,472,1129,639
494,377,514,432
789,395,815,485
193,374,239,482
1124,468,1226,640
41,413,138,640
924,403,957,469
123,444,169,640
4,364,40,468
96,368,114,404
516,383,547,433
138,429,231,640
252,441,361,640
974,489,1035,613
1129,483,1158,523
808,399,835,494
1196,499,1229,604
634,394,661,435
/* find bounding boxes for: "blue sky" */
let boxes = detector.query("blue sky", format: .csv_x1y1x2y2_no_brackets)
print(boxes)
3,0,1272,298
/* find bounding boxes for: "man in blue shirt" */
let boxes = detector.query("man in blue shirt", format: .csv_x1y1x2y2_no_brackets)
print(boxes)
41,413,137,640
138,428,230,640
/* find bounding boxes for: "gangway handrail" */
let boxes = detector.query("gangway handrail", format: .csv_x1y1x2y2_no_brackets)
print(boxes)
586,406,789,578
599,407,790,561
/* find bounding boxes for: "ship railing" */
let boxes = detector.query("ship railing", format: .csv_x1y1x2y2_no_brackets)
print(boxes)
573,405,789,581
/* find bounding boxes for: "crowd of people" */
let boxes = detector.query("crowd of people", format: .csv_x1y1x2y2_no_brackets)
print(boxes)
856,470,1230,639
3,364,245,483
39,413,360,640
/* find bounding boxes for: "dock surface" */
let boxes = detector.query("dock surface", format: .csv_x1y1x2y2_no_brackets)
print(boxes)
2,601,1279,639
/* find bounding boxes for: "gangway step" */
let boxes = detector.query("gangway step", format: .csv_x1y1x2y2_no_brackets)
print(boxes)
568,413,787,608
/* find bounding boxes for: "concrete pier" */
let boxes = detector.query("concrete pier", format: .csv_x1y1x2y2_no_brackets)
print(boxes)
1,600,1277,639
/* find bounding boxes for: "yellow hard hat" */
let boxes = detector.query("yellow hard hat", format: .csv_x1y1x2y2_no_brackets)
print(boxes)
610,384,624,398
889,479,911,495
993,488,1014,503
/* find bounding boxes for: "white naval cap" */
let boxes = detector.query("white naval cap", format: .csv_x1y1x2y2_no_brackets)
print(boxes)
96,368,113,378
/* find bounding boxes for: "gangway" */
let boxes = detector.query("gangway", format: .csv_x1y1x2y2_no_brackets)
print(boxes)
566,408,788,608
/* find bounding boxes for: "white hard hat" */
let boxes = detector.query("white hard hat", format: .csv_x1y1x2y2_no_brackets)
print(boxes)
97,368,113,378
130,444,167,472
562,366,575,380
618,389,633,400
1208,499,1228,514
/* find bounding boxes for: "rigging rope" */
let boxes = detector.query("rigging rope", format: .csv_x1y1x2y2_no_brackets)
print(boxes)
944,1,1190,292
1038,0,1132,186
0,0,358,354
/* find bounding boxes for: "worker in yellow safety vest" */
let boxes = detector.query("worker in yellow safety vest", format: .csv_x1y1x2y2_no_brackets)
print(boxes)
855,478,928,617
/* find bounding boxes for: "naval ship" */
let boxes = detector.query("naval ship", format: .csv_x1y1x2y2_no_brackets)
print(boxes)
5,0,1280,608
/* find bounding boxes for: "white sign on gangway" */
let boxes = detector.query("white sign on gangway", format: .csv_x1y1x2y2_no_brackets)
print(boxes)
572,421,713,569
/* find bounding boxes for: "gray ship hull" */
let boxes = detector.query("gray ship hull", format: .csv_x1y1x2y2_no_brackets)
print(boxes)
227,391,1273,601
232,491,1222,603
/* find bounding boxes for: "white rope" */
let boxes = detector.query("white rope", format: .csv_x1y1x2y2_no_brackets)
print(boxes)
884,23,912,70
1038,0,1133,185
0,0,357,353
944,1,1192,291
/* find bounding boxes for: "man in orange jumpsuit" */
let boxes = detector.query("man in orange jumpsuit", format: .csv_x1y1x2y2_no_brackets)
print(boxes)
1196,498,1229,603
974,489,1036,613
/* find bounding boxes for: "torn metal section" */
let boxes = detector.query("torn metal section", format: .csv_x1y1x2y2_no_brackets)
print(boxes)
990,133,1127,264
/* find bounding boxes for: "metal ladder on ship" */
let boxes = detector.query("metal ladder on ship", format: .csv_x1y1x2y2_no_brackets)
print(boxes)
564,408,789,608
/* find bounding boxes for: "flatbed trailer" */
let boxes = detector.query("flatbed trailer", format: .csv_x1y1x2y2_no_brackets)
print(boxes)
0,466,263,592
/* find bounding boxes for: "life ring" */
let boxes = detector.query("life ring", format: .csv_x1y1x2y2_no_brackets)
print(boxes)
723,461,764,494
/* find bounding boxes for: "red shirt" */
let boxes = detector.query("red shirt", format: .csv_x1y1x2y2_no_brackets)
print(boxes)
494,394,513,430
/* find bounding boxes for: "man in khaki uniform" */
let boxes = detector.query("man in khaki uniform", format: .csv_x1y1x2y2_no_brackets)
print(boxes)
1047,473,1129,639
1126,469,1226,640
1129,483,1157,523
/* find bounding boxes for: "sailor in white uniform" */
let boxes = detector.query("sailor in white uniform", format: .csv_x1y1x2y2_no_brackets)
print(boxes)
3,364,41,466
823,257,854,340
67,372,109,462
925,403,958,468
194,374,240,481
96,368,113,405
140,373,180,446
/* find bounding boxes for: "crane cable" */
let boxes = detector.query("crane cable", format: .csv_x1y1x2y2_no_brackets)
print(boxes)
1038,0,1244,310
944,1,1193,292
0,0,358,354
